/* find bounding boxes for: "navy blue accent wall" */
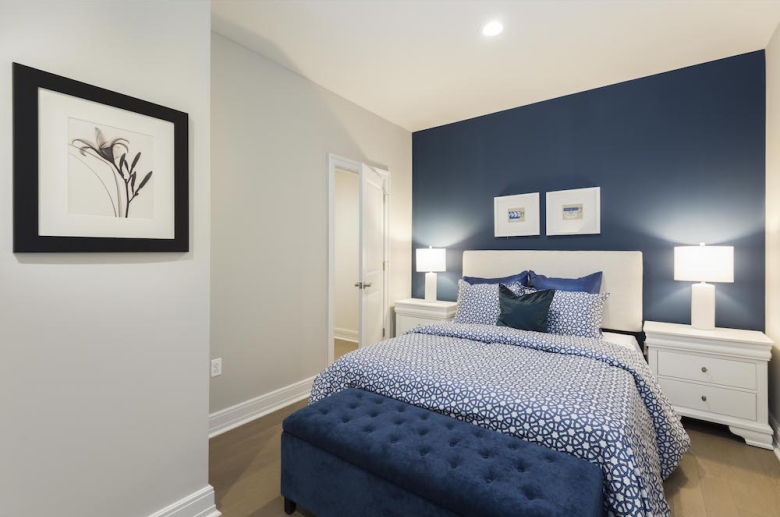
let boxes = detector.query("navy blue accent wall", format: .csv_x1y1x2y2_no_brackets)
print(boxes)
412,51,766,331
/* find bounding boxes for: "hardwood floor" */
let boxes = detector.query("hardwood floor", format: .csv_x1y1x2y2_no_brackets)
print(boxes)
210,399,309,517
210,406,780,517
334,338,358,360
664,418,780,517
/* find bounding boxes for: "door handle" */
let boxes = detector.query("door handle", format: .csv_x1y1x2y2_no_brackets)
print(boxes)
363,283,372,288
354,282,373,289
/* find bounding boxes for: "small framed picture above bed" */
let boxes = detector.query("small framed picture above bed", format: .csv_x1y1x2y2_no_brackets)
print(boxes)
546,187,601,236
494,192,540,237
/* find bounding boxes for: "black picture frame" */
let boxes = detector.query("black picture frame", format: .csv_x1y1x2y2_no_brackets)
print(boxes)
13,63,189,252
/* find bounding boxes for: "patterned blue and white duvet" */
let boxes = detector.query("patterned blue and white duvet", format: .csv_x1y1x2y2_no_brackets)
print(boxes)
310,323,690,517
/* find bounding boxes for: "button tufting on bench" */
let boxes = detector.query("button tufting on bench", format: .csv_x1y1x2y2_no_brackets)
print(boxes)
479,448,495,459
282,389,605,517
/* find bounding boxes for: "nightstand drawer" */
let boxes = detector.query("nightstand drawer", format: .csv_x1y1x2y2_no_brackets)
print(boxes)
659,377,757,421
396,315,442,335
394,299,457,337
656,350,756,390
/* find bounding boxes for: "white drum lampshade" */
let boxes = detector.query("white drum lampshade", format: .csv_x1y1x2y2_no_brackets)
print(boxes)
416,247,446,301
674,244,734,330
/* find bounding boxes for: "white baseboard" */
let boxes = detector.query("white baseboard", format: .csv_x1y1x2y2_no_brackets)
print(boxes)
209,376,315,438
147,486,220,517
334,327,358,342
770,413,780,463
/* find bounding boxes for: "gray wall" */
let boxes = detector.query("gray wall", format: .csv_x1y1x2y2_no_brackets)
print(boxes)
0,2,213,516
210,33,412,413
766,22,780,434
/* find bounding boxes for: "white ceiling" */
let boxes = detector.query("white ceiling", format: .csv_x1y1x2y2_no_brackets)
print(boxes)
212,1,780,132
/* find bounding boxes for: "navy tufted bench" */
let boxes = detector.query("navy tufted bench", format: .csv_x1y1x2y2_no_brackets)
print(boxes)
281,389,604,517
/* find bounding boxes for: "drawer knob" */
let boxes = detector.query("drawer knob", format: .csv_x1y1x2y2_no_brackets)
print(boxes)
701,366,708,373
701,395,707,402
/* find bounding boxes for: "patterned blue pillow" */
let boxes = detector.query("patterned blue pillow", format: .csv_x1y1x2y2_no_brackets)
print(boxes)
454,280,525,325
542,289,609,338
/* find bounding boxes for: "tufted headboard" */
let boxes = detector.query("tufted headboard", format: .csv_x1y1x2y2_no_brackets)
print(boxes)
462,250,643,333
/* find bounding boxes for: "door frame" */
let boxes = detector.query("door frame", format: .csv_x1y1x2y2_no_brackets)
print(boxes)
327,153,390,365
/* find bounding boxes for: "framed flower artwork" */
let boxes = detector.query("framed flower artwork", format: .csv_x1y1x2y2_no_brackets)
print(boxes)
13,63,189,252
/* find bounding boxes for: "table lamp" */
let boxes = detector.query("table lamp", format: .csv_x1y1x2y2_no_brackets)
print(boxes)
674,243,734,330
416,247,446,302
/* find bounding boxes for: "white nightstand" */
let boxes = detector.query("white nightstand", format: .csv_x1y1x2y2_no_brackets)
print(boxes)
394,299,457,336
644,321,774,449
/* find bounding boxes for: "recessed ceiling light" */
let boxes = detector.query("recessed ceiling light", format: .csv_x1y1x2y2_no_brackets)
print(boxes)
481,20,503,37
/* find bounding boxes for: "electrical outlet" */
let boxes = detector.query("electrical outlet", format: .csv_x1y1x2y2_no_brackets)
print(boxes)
211,358,222,377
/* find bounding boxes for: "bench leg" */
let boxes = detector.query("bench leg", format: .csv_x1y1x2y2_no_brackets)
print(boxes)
284,497,297,515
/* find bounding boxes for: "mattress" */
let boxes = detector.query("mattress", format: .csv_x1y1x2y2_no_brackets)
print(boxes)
602,331,643,355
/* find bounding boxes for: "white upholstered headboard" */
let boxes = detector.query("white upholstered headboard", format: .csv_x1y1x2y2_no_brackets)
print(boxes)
462,250,643,332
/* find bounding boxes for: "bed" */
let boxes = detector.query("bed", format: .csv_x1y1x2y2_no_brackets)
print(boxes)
310,250,690,517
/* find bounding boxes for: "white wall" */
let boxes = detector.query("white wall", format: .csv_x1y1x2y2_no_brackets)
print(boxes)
334,169,360,340
0,3,213,517
766,23,780,431
210,32,412,413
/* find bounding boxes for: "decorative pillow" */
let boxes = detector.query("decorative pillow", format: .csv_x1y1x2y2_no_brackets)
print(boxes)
462,271,529,286
496,285,555,332
528,270,603,295
545,290,609,338
453,280,525,325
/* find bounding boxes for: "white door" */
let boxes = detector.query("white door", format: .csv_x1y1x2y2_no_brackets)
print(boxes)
358,164,386,347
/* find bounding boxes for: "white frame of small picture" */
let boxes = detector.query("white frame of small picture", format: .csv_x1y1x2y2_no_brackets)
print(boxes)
546,187,601,236
494,192,540,237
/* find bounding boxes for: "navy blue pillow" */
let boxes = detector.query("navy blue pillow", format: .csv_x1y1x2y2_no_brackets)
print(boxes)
462,271,528,286
528,271,602,294
496,285,555,332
